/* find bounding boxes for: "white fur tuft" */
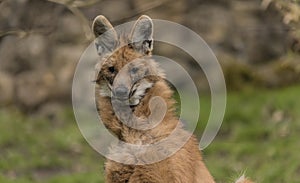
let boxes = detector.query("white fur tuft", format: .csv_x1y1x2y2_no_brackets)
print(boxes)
235,175,245,183
99,83,111,97
133,81,153,97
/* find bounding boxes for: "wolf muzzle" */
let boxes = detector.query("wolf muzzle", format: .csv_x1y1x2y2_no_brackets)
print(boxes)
113,85,129,100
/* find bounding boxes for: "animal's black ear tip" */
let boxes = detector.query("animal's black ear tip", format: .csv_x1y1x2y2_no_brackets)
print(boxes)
92,15,116,38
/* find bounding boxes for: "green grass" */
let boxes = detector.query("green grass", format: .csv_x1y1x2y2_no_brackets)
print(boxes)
1,85,300,182
0,108,105,183
204,86,300,182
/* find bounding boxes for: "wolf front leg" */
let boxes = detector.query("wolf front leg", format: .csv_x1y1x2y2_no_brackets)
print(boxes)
104,160,134,183
127,164,170,183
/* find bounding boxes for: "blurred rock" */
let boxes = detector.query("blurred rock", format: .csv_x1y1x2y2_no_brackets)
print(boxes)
0,0,299,112
219,53,262,90
0,0,64,31
0,36,22,73
15,71,56,110
258,58,300,88
54,14,85,43
0,34,48,73
185,0,289,64
35,102,66,123
0,71,14,106
51,44,86,99
17,34,49,71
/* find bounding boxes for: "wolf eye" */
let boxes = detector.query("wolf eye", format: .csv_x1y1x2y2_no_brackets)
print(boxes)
108,66,115,73
128,43,134,49
131,67,139,74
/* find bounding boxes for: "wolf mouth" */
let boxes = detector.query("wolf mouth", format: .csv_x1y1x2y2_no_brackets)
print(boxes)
110,79,153,107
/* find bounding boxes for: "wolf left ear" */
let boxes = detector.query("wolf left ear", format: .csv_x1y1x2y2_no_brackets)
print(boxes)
92,15,118,55
130,15,153,55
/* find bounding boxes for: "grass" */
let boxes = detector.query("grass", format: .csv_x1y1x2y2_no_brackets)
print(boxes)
0,108,105,183
0,85,300,182
203,85,300,182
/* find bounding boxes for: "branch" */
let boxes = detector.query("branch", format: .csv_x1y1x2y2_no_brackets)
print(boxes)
46,0,104,8
45,0,94,41
0,28,52,38
111,0,172,25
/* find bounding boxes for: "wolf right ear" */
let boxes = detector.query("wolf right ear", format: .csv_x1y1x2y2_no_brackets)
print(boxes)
130,15,153,55
92,15,118,55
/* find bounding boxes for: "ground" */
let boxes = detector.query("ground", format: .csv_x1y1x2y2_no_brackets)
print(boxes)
0,85,300,183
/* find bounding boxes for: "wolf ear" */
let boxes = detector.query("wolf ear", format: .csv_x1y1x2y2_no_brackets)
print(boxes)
130,15,153,55
92,15,118,55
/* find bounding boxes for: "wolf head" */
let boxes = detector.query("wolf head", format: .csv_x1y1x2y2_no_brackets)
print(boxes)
93,15,164,107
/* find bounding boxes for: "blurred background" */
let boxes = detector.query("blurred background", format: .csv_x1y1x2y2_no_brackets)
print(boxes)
0,0,299,182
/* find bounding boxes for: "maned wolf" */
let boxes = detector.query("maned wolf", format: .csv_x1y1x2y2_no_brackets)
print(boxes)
92,15,253,183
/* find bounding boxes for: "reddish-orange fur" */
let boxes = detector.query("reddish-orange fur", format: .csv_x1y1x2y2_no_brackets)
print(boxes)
93,15,254,183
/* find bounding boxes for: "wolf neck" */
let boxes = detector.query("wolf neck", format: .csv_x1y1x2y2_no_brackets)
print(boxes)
123,79,179,144
98,79,178,144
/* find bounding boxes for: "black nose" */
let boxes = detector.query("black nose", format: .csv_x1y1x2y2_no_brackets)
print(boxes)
114,86,128,99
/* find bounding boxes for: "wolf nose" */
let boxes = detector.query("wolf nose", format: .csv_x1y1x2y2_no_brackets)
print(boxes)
114,86,128,99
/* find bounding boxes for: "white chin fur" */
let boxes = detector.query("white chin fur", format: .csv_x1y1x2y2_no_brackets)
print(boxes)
99,83,111,97
132,80,152,96
235,175,247,183
98,80,153,105
129,80,153,106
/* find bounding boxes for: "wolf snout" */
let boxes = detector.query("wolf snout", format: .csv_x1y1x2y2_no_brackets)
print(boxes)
113,85,129,100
